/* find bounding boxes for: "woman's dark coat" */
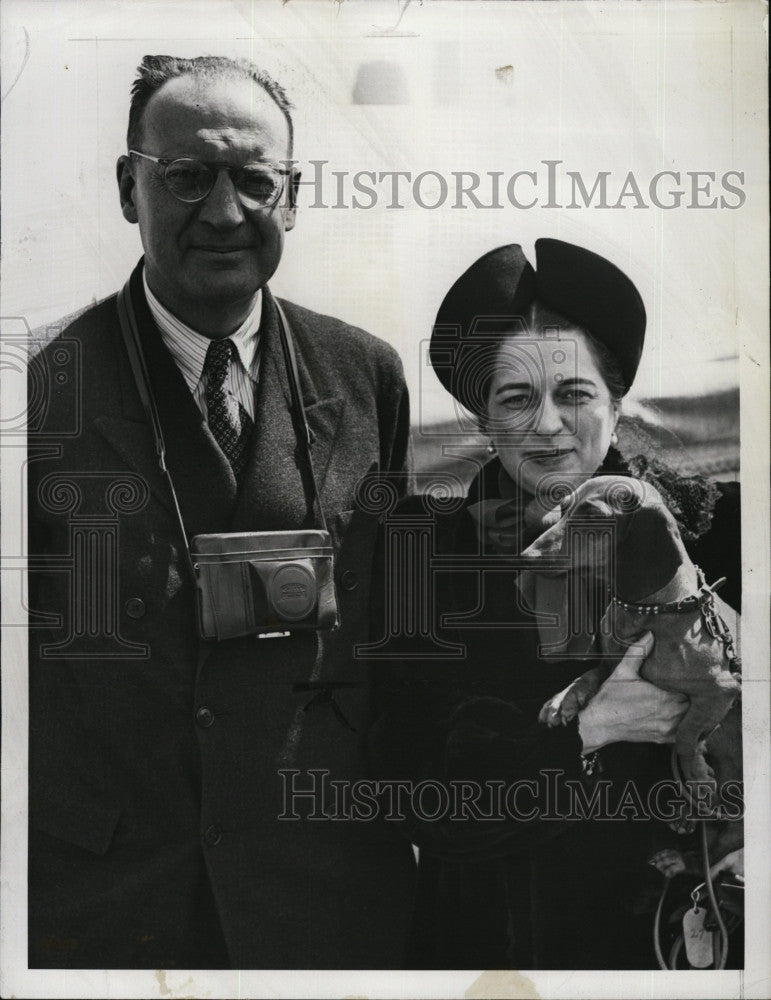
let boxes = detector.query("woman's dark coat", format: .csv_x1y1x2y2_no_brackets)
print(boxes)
366,455,741,969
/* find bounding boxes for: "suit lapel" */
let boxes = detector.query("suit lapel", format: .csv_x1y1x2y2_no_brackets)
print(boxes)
229,289,344,532
94,263,237,538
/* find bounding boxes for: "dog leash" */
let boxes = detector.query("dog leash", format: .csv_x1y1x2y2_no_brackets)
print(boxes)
600,566,742,965
652,728,742,969
653,785,734,970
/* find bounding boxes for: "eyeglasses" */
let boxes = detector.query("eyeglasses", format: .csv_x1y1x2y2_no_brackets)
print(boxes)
129,150,291,207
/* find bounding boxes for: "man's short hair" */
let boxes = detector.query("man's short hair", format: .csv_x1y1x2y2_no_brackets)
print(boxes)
127,54,294,156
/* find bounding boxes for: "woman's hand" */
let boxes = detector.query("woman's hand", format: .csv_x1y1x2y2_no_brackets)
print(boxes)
577,631,689,754
709,847,744,882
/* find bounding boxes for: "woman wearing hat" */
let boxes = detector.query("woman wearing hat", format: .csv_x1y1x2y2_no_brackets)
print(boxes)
366,239,741,969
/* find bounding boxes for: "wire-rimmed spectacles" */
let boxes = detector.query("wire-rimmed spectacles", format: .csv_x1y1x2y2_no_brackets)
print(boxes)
129,151,291,207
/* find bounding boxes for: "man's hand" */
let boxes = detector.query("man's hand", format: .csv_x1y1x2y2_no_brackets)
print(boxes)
577,631,689,754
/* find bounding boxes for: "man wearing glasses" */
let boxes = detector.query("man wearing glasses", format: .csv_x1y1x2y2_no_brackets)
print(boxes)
27,55,413,969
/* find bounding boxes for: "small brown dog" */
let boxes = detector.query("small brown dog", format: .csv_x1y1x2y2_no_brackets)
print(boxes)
520,476,741,797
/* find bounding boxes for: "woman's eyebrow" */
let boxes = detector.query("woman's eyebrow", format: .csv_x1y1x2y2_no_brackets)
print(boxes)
494,376,598,396
494,381,535,395
558,377,597,388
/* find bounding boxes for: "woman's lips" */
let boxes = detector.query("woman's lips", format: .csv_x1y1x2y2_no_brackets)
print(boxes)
524,447,576,464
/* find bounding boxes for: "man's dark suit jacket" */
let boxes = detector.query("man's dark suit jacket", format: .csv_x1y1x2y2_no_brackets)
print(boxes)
27,260,415,969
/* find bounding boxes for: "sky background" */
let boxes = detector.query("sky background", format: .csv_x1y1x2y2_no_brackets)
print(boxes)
1,0,766,429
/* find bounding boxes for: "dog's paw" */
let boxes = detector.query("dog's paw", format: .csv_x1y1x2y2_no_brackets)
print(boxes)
648,848,688,879
538,685,585,727
694,761,716,785
667,816,697,836
538,691,561,726
679,754,718,812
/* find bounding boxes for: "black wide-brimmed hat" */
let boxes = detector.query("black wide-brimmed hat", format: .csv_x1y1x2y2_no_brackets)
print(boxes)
430,238,646,413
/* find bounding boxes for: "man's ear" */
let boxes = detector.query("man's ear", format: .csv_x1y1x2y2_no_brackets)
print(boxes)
282,168,301,231
117,155,138,224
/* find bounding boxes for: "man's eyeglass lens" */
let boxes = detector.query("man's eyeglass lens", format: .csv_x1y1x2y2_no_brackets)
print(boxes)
133,153,285,206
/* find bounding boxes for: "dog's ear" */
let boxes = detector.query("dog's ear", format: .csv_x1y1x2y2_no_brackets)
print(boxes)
614,503,687,603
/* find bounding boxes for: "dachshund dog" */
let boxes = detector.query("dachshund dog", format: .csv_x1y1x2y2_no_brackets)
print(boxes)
520,476,741,803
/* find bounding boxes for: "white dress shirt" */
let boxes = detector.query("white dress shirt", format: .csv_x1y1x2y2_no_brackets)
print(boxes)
143,272,262,421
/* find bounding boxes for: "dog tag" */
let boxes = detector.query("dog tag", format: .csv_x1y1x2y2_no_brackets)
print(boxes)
682,906,714,967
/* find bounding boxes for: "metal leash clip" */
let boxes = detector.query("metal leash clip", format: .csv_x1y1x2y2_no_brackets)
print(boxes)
699,576,742,674
580,750,602,778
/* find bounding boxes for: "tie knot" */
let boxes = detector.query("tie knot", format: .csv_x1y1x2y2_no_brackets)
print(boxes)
204,338,235,392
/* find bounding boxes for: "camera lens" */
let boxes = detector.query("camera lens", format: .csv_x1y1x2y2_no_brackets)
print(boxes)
268,562,317,622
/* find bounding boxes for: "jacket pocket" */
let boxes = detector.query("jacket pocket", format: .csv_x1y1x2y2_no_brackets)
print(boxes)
30,785,123,855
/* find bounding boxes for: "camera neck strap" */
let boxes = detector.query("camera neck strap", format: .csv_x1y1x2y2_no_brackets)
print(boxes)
273,297,328,534
116,280,197,584
116,276,329,549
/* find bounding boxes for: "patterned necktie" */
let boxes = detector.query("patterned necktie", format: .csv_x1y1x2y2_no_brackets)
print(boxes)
203,338,254,480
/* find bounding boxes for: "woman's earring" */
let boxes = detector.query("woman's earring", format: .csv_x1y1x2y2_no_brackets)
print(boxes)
610,431,619,446
486,442,496,455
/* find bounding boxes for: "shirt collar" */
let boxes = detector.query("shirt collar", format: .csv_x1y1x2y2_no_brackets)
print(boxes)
142,272,262,393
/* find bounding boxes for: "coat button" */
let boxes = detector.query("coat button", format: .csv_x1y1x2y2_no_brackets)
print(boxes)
196,706,214,728
125,597,146,619
203,824,222,847
340,570,358,591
